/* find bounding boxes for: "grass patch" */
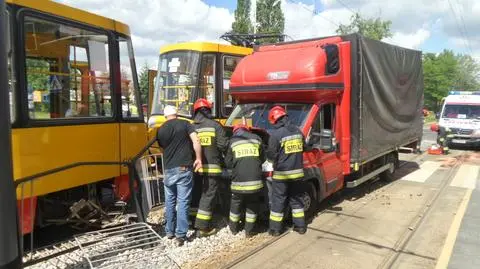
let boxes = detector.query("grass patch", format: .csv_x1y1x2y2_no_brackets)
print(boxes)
424,113,436,124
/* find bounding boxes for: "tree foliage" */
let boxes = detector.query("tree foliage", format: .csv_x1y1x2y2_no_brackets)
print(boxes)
26,58,50,91
454,54,480,91
138,61,149,105
232,0,253,34
336,13,392,40
423,50,480,111
256,0,285,43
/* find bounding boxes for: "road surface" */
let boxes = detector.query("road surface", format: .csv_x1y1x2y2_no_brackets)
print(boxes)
229,127,480,269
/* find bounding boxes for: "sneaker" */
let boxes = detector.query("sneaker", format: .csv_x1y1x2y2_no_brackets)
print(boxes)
166,234,175,240
268,229,281,237
293,227,307,234
175,237,186,247
197,228,218,238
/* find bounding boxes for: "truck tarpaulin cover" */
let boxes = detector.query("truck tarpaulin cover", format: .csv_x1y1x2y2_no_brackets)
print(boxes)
344,34,423,162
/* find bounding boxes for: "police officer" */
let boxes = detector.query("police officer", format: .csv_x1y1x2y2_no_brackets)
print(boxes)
267,105,307,236
225,124,265,237
192,98,228,237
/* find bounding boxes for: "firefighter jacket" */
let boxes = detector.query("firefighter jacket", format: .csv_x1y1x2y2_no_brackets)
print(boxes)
267,118,306,181
225,129,265,193
193,113,228,175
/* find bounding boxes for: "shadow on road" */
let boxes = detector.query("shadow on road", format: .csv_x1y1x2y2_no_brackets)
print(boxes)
307,226,436,261
307,160,421,225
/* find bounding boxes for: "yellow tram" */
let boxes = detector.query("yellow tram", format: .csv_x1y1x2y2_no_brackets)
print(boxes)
147,42,253,130
5,0,147,234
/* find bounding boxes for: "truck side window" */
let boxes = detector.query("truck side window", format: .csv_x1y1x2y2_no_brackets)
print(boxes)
222,55,242,116
322,104,335,130
324,44,339,75
311,103,336,144
198,54,216,117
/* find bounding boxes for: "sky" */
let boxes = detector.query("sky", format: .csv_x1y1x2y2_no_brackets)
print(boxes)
56,0,480,69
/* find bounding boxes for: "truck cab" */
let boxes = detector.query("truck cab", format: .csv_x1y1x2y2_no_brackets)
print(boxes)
435,91,480,148
226,36,351,210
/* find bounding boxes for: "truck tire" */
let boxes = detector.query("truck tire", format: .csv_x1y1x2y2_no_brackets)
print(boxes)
380,154,397,182
301,181,318,220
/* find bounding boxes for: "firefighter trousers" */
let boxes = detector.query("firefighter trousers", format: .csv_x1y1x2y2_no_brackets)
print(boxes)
229,192,259,233
189,174,203,219
269,180,305,232
194,175,221,230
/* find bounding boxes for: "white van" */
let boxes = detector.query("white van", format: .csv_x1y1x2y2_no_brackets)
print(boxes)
437,91,480,147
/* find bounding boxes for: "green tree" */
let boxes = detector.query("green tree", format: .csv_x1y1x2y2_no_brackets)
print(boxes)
423,50,459,111
138,61,149,105
232,0,253,34
336,13,392,40
454,54,480,91
256,0,285,43
26,58,50,91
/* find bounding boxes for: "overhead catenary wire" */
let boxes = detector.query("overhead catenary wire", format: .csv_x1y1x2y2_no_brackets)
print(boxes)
447,0,472,54
336,0,358,15
289,0,340,27
453,0,473,54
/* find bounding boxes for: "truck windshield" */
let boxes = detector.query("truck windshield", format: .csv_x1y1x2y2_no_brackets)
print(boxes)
442,104,480,119
226,103,312,130
151,51,200,117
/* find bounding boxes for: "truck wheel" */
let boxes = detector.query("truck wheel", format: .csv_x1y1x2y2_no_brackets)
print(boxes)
301,181,318,220
380,154,397,182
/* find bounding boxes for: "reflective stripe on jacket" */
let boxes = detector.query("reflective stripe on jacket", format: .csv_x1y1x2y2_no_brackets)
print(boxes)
225,130,265,194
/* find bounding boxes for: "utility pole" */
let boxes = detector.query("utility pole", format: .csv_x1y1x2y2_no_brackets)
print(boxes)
0,0,22,268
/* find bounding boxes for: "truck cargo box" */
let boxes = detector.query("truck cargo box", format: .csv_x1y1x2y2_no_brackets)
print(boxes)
344,34,423,163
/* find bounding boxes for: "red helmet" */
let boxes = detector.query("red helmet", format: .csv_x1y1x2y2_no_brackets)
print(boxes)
193,98,212,112
268,106,287,124
233,124,248,133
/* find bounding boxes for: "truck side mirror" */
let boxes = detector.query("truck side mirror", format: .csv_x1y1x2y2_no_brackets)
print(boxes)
319,129,335,152
435,112,440,120
309,129,335,153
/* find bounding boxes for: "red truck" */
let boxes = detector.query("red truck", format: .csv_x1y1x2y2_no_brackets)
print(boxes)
225,34,424,216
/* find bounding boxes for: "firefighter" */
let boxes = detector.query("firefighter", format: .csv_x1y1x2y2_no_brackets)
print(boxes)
192,98,228,237
437,127,453,154
225,124,265,237
266,105,307,236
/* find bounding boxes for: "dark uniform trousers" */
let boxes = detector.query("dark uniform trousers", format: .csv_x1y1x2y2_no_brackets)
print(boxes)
229,193,259,233
194,174,222,229
190,174,203,221
269,179,305,231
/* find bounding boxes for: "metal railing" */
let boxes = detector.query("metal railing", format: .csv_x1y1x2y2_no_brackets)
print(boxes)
16,138,163,266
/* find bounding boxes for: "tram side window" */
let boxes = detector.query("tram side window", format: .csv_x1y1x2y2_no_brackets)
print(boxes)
119,38,140,118
198,54,216,117
24,16,112,120
5,10,15,123
222,56,242,116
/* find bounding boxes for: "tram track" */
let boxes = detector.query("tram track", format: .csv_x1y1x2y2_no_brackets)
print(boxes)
377,158,462,269
222,154,426,268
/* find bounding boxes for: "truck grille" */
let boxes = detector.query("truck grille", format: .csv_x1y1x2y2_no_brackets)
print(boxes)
449,128,473,135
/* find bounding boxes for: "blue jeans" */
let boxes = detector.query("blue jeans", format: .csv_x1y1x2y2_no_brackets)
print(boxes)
164,167,193,238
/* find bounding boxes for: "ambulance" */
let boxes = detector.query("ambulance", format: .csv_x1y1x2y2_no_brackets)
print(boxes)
434,91,480,148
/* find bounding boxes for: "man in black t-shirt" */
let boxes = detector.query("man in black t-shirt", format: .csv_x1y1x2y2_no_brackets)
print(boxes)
156,105,202,246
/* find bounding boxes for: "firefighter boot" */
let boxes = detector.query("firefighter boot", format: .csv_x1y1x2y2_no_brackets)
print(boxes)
293,226,307,234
